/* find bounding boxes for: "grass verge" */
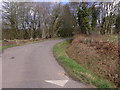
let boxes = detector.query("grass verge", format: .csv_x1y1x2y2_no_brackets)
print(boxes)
53,40,116,88
0,40,44,51
0,37,61,51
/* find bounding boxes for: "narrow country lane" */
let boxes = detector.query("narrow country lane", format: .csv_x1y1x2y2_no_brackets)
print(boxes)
2,39,89,88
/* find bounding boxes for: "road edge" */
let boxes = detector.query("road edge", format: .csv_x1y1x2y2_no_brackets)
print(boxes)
53,40,116,88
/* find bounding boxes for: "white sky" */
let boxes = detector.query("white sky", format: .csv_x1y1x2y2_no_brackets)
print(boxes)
1,0,116,2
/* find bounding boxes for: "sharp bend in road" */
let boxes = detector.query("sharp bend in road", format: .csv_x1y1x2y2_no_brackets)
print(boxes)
2,39,89,88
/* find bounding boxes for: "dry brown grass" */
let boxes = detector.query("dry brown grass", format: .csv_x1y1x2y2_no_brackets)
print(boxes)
66,35,119,87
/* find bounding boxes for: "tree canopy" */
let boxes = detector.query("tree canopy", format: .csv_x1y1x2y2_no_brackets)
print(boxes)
1,1,120,39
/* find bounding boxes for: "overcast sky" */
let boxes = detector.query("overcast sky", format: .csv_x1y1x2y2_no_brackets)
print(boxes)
1,0,117,2
33,0,69,2
33,0,114,2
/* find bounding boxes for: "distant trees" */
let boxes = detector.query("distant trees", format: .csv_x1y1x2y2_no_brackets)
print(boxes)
49,3,61,38
115,14,120,34
58,5,75,37
2,2,61,39
77,2,91,34
91,3,99,32
1,1,120,40
2,2,19,39
99,2,119,35
115,2,120,34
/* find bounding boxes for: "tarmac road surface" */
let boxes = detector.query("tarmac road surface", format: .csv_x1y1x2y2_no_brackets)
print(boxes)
2,39,90,88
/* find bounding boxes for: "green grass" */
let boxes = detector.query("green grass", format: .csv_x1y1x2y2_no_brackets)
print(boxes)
53,40,116,88
108,35,118,43
1,44,20,51
0,37,61,51
0,40,44,51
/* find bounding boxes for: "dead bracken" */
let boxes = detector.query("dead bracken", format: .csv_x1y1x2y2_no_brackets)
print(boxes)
67,35,119,87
